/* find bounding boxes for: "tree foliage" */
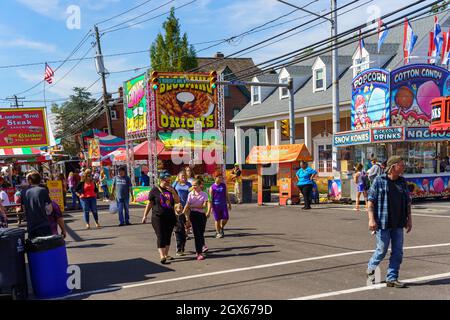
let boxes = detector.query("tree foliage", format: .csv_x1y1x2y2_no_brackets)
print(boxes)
431,0,448,13
150,7,198,72
51,87,96,155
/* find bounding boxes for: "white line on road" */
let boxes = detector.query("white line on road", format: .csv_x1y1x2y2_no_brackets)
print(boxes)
333,206,450,218
62,242,450,299
291,272,450,300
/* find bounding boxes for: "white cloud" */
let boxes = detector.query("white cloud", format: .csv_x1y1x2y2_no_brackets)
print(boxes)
0,38,57,53
16,0,64,19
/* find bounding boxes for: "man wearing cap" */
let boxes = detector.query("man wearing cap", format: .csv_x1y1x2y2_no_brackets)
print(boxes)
230,164,242,204
366,156,412,288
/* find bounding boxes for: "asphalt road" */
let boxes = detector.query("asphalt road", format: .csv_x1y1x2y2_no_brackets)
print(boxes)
23,200,450,300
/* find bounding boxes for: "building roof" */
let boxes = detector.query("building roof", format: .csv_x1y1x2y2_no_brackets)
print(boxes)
196,54,260,81
232,12,450,124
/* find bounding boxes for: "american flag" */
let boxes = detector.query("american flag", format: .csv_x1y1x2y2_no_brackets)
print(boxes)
44,63,54,84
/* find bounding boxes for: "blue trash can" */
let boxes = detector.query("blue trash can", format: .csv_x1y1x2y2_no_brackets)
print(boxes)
26,235,70,299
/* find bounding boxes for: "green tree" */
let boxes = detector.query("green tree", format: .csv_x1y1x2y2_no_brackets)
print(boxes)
150,7,198,71
51,87,96,155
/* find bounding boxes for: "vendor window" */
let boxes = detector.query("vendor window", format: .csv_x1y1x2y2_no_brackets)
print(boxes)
318,144,332,173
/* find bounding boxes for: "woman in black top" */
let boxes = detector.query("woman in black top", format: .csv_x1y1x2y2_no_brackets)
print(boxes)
142,171,180,264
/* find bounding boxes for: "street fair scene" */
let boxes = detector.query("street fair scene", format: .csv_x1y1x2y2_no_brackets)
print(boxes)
2,1,450,305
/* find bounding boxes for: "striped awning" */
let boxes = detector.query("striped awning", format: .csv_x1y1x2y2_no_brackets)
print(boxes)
0,147,43,156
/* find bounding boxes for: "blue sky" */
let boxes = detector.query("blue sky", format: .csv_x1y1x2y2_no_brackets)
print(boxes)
0,0,422,108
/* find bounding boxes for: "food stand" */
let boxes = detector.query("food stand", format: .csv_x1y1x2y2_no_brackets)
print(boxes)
247,144,313,206
334,64,450,200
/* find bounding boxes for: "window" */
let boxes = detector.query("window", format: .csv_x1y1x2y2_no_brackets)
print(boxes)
280,78,288,98
111,110,118,120
224,85,230,97
252,86,260,104
233,108,241,117
318,144,332,173
353,55,370,77
314,68,324,91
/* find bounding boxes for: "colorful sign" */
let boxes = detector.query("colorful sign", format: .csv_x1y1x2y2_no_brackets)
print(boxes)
405,127,450,141
131,186,151,205
328,179,342,201
47,180,64,212
124,74,147,135
390,64,450,127
152,72,218,130
0,108,49,148
87,137,100,160
333,129,370,147
371,126,405,143
158,131,224,149
351,69,390,130
405,175,450,199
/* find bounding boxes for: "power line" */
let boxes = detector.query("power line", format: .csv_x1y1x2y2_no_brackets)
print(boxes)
96,0,155,25
102,0,177,33
103,0,197,34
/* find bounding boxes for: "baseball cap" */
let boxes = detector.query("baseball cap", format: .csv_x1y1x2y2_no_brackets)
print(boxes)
386,156,403,173
159,171,171,180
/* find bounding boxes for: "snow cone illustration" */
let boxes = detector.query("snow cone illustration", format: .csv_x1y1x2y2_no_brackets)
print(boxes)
354,95,371,129
422,178,430,192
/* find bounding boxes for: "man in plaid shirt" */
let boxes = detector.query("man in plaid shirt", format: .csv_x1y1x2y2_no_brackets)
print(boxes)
366,156,412,288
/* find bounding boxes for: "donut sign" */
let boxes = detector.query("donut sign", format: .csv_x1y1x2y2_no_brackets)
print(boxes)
0,108,49,148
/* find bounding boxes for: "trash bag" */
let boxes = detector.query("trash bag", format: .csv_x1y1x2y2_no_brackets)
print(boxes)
109,201,118,214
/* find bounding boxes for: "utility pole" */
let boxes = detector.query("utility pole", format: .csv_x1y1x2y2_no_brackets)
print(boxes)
288,77,295,144
6,95,25,108
331,0,340,173
94,25,113,135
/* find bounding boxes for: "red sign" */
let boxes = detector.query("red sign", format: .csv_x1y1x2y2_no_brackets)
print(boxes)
0,108,49,148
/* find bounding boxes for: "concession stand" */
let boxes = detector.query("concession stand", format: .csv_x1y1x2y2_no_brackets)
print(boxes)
247,144,312,206
334,64,450,200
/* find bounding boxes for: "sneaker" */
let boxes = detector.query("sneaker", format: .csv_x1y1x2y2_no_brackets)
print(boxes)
118,223,125,227
160,258,170,265
125,222,132,226
215,233,222,239
366,270,376,285
176,251,185,256
196,254,205,261
202,245,209,253
220,230,224,237
165,255,174,261
386,280,407,288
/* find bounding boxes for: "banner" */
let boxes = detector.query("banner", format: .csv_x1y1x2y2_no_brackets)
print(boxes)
0,108,49,148
371,127,405,143
47,180,65,213
328,179,342,201
351,69,390,130
87,137,100,160
406,175,450,199
333,129,371,146
153,72,218,130
124,74,147,135
405,127,450,141
131,186,151,205
390,64,450,127
158,131,224,149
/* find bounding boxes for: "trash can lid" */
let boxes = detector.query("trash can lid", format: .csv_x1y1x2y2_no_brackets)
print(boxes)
0,228,26,239
26,235,65,253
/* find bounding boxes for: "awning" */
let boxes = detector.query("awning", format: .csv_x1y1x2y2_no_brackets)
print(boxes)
246,144,312,164
0,147,43,157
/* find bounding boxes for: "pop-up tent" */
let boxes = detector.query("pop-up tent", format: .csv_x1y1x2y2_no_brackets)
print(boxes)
247,144,313,206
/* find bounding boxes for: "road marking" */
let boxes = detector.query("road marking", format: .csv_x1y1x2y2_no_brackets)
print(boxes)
291,272,450,300
62,242,450,299
331,206,450,218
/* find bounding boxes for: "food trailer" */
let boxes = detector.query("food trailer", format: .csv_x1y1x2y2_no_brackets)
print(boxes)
247,144,313,206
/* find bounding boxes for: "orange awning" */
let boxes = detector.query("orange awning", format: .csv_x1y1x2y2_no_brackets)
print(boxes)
246,144,312,164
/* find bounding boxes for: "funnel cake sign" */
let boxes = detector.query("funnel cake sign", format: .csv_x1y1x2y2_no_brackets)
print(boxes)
153,72,218,130
390,64,450,127
0,108,48,148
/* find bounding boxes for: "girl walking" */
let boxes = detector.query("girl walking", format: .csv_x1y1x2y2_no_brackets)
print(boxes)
172,170,192,256
183,178,210,261
354,163,369,211
209,171,231,239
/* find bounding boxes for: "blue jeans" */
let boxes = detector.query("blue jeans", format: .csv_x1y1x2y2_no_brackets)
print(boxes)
70,187,79,209
368,228,404,281
101,185,109,199
117,198,130,225
80,197,99,224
